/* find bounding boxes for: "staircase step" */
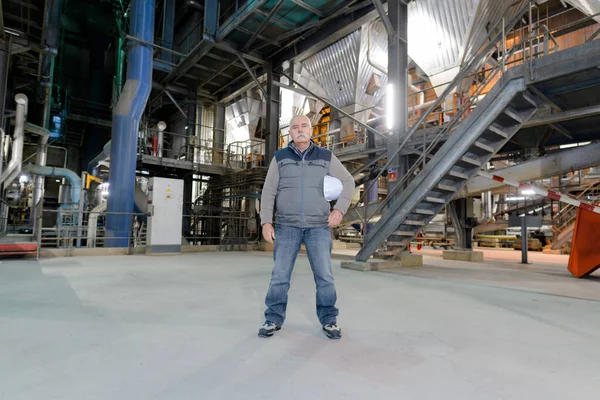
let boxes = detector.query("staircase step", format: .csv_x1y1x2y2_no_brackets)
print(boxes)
437,183,458,192
423,196,446,205
488,124,510,138
473,140,495,153
457,155,482,168
503,106,524,123
392,230,416,236
403,220,426,226
413,208,435,215
375,251,395,258
447,170,468,180
386,241,408,247
522,92,538,107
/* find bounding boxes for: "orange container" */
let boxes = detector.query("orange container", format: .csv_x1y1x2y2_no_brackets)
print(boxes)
567,208,600,278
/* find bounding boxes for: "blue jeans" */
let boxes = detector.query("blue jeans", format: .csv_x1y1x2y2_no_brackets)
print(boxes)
264,224,338,326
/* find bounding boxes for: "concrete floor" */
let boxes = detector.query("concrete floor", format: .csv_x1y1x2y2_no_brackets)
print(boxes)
2,251,600,399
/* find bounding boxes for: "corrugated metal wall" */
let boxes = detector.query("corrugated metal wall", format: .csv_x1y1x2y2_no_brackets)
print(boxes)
408,0,478,77
302,30,361,107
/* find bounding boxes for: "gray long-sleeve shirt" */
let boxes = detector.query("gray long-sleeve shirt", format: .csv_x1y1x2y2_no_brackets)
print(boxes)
260,152,355,226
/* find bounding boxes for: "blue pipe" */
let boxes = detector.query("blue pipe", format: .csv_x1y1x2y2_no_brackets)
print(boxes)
106,0,155,247
22,164,82,204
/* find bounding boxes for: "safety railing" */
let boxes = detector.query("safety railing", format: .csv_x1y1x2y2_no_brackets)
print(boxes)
182,212,260,249
138,128,229,168
36,208,144,253
226,139,266,169
551,178,600,235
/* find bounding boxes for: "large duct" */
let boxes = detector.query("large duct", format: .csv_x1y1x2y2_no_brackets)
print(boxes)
106,0,155,247
22,164,81,205
225,89,263,142
0,94,28,187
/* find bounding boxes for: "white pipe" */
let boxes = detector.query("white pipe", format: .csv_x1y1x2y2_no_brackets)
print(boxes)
463,142,600,195
87,201,107,248
29,123,50,235
157,121,166,159
0,94,28,187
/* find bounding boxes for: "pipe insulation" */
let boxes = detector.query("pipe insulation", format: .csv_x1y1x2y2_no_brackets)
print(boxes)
21,164,82,205
0,94,28,187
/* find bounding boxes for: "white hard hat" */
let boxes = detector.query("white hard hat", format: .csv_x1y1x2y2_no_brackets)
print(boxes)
323,175,343,201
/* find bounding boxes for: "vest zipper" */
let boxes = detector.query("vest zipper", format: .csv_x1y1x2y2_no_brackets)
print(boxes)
301,151,306,227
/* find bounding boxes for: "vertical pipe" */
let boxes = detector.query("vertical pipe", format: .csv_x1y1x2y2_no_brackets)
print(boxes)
157,121,166,158
521,216,528,264
106,0,155,247
32,131,49,237
1,94,27,187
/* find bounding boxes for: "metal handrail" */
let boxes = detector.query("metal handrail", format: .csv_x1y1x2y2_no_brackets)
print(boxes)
552,178,600,230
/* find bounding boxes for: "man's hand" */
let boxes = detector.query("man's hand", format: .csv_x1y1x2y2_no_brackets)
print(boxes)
262,223,275,244
328,209,343,228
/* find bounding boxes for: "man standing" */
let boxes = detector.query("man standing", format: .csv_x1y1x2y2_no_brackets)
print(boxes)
258,115,355,340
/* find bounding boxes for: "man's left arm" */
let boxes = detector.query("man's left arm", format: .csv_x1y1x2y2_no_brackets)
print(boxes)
329,154,355,215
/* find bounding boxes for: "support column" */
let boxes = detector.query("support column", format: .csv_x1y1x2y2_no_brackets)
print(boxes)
265,62,280,165
386,0,408,195
214,102,225,164
444,198,483,262
161,0,175,63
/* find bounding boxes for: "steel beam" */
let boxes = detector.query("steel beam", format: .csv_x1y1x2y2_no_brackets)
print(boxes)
161,0,175,63
265,63,280,164
289,0,324,17
523,105,600,127
236,54,268,99
243,0,286,51
213,40,265,64
271,1,378,65
371,0,394,37
217,0,267,41
254,8,295,30
204,0,218,37
197,60,237,91
164,90,188,119
160,39,214,84
385,0,408,194
234,25,281,47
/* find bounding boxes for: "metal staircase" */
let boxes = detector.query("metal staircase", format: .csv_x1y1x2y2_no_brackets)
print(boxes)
354,5,600,261
358,80,541,261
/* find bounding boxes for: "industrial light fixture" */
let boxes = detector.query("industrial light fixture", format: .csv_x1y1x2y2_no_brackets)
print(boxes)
506,196,525,202
521,189,535,195
386,84,394,130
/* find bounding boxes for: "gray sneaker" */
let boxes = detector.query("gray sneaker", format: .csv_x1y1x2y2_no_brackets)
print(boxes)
258,321,281,338
323,323,342,340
